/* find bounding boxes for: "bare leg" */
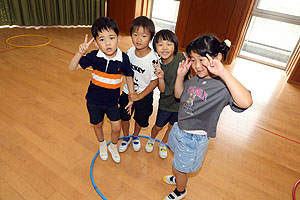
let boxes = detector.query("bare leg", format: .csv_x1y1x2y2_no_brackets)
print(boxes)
133,121,142,137
110,120,121,144
161,123,173,143
95,121,108,160
173,165,188,192
121,120,130,137
108,120,121,163
94,121,104,141
150,125,163,139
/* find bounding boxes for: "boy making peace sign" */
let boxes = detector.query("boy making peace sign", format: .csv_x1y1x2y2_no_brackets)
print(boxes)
69,17,134,163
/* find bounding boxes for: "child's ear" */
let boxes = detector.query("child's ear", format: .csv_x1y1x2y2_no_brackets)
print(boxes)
216,53,223,61
93,40,99,48
117,35,121,44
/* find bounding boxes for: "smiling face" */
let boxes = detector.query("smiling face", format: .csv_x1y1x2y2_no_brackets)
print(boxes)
94,29,120,59
155,39,175,64
190,51,212,79
131,26,151,51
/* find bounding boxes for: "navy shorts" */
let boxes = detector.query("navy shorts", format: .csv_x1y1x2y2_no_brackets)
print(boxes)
119,92,153,127
86,102,120,124
155,109,178,127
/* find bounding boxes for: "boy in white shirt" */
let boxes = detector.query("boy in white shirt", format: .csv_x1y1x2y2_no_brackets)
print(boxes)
118,16,161,152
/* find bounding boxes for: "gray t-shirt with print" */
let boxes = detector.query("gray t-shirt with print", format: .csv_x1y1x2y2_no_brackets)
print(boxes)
178,75,246,138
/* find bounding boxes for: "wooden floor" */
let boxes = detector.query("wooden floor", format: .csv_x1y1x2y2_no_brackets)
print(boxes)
0,27,299,200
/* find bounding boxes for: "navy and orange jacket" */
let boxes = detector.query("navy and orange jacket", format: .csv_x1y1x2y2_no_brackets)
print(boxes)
79,49,134,105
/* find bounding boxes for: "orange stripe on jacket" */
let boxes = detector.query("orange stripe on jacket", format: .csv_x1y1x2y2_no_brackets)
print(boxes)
91,79,122,89
93,70,123,79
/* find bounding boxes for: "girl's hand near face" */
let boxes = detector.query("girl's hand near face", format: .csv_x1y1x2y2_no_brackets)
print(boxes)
205,54,226,76
177,52,191,78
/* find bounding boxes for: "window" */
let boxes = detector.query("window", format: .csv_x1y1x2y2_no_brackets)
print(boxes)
239,0,300,69
151,0,180,32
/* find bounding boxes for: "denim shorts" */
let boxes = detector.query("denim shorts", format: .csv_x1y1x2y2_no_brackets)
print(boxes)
168,122,209,173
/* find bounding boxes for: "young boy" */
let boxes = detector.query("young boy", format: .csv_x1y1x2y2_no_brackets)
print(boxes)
118,16,160,152
69,17,134,163
145,30,187,159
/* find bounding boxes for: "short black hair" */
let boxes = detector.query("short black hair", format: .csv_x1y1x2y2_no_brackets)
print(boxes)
91,17,119,39
130,16,155,40
152,29,178,55
186,34,230,61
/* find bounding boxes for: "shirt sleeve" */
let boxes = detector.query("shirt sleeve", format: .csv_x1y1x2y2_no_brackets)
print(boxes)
122,53,134,77
151,53,159,80
228,90,251,113
79,50,96,69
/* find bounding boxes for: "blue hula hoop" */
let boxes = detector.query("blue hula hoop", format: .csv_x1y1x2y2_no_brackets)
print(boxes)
90,134,169,199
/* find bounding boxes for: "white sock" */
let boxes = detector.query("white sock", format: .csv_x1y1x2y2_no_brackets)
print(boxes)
159,141,165,147
149,137,155,143
99,140,107,153
109,143,119,156
108,143,120,163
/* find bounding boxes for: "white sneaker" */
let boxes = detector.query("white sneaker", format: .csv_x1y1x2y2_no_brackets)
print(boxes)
118,137,132,152
99,140,108,161
108,144,120,163
163,175,176,185
145,138,155,152
132,136,141,151
159,144,167,159
163,189,187,200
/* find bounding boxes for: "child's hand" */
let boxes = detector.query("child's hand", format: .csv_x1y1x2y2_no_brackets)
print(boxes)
125,100,133,115
128,92,140,101
78,34,94,55
177,52,191,78
153,61,164,80
206,54,226,76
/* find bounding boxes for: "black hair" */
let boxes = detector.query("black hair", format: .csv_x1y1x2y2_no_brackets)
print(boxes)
152,29,178,55
91,17,119,39
186,34,230,61
130,16,155,40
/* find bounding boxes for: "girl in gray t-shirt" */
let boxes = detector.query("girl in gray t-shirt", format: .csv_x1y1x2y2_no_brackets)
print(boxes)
162,34,253,200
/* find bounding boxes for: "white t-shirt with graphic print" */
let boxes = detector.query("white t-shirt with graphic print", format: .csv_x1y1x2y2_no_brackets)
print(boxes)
123,47,158,94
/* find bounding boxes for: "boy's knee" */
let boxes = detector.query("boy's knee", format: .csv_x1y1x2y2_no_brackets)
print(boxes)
154,125,163,132
111,121,121,133
94,122,103,128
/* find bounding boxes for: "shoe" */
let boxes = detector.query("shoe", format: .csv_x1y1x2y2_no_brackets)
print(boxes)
163,175,176,185
163,188,187,200
145,138,155,152
159,144,167,159
108,144,120,163
99,140,108,161
132,136,141,151
118,137,132,152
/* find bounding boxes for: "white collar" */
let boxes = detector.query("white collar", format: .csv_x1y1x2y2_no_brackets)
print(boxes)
96,48,123,62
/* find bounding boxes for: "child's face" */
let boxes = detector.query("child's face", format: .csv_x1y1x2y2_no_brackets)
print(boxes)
155,39,175,64
131,26,151,51
94,29,120,59
190,51,212,79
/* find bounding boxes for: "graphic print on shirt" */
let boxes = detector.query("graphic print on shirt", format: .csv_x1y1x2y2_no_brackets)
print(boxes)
131,63,145,92
184,86,208,115
184,92,196,115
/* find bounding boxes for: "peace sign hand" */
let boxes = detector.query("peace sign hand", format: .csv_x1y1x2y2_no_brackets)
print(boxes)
177,52,191,78
153,60,164,80
206,54,225,76
78,34,94,55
